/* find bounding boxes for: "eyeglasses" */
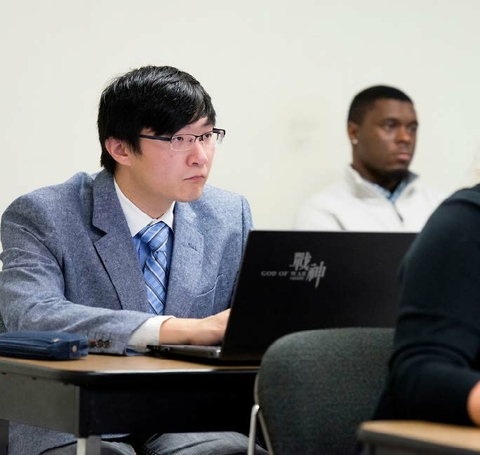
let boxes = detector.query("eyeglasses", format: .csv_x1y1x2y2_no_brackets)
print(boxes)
139,128,226,152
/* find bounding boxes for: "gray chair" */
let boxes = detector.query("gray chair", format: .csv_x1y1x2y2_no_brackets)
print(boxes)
0,313,5,333
248,327,393,455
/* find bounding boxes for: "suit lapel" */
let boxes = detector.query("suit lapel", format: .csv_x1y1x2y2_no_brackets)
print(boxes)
91,171,148,312
163,203,205,317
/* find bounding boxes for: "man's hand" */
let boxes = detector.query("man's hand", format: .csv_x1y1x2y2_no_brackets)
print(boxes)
159,309,231,345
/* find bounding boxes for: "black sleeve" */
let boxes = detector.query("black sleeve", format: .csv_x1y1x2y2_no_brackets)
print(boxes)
380,186,480,425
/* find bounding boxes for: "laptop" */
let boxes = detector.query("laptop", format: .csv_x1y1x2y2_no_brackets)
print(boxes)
147,230,416,364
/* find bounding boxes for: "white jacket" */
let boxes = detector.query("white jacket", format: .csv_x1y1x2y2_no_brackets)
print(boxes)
293,166,448,232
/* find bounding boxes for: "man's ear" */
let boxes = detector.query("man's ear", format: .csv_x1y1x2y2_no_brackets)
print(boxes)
347,121,359,145
104,137,132,166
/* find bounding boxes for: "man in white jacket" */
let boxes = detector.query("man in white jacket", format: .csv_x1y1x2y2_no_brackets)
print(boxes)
294,85,447,232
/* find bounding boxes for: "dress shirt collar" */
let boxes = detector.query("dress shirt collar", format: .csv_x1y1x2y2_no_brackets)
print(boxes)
113,178,175,237
371,179,408,202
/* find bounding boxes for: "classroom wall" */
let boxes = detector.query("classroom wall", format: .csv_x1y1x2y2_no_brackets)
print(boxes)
1,0,479,230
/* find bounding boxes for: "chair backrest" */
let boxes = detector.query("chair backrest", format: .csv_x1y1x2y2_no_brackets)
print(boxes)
254,327,393,455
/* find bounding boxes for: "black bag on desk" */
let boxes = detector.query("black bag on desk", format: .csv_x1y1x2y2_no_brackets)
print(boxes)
0,330,88,360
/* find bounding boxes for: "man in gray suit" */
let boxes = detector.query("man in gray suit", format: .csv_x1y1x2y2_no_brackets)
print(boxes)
0,65,268,455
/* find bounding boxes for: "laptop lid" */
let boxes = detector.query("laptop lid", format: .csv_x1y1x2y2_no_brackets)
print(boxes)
148,230,416,363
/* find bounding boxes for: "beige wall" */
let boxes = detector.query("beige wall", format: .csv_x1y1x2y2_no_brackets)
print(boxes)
1,0,479,229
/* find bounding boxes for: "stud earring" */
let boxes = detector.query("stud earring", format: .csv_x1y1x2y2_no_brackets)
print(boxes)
351,139,358,145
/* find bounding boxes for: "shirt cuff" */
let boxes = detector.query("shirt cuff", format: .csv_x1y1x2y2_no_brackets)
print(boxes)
127,315,175,353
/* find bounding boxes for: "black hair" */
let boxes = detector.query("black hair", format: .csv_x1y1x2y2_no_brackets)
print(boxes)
98,65,216,173
347,85,413,125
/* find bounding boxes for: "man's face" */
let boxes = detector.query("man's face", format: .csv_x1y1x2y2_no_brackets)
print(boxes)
114,117,216,218
349,99,418,188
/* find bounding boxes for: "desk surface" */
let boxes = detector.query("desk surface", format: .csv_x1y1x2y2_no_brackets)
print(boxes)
0,353,258,437
0,353,256,383
359,420,480,454
0,353,257,371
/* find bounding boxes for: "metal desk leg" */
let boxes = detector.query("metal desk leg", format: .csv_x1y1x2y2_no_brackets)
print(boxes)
0,419,8,455
77,436,101,455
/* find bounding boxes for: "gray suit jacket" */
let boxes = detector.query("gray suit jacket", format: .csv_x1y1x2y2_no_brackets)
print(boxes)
0,170,253,454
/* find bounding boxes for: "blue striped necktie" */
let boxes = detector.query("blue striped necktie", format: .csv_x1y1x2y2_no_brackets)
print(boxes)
138,221,170,315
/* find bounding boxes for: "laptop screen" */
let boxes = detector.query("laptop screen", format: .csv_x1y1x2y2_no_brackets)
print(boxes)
219,230,416,361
